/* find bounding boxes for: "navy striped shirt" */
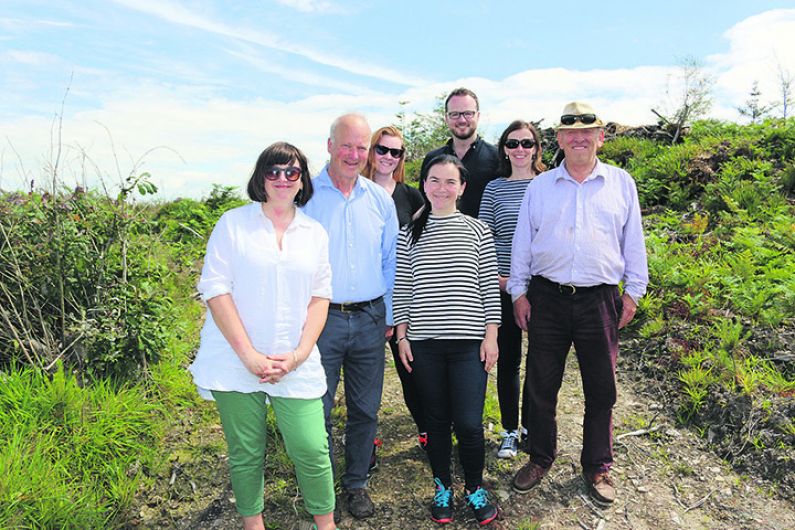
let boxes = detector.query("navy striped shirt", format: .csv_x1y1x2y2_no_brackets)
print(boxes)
478,177,532,276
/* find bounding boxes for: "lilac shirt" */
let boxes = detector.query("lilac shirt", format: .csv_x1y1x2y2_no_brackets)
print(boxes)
508,159,648,303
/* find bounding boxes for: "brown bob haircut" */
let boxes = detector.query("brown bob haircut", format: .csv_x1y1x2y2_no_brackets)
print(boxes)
362,126,406,183
246,141,313,206
496,120,547,177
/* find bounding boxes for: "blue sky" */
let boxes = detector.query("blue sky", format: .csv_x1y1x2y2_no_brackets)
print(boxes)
2,1,795,198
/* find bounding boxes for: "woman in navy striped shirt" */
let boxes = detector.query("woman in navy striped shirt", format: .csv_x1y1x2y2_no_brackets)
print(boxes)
393,154,501,526
478,121,546,459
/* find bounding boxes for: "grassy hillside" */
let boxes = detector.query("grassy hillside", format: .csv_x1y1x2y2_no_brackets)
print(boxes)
0,120,792,527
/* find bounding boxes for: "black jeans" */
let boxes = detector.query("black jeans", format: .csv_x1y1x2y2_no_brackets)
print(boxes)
388,336,426,433
410,339,487,491
496,291,528,432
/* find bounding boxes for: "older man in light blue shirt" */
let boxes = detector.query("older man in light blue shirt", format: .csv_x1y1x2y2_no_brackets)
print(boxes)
508,102,648,506
302,113,398,520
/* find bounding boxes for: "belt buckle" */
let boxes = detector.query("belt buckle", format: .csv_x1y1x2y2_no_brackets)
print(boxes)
559,283,577,295
338,302,352,313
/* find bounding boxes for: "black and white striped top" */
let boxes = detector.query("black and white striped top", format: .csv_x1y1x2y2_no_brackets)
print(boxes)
393,213,501,340
478,177,532,276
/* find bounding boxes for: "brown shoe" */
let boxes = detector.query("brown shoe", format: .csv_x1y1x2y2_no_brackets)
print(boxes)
346,487,375,519
512,461,548,493
583,471,616,504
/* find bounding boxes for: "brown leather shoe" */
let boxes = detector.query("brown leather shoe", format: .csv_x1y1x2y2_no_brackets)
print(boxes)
583,471,616,504
346,487,375,519
512,461,548,493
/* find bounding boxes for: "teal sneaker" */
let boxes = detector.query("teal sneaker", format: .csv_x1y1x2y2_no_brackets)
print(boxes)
465,486,497,525
430,478,453,524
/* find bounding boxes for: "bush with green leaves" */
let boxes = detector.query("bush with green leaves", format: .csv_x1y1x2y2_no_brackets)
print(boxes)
151,184,247,266
0,186,172,379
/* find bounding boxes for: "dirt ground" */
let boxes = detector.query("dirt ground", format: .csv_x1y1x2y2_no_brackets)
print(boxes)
131,344,795,530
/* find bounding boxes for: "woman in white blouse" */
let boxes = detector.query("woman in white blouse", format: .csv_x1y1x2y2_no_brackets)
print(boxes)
190,142,336,530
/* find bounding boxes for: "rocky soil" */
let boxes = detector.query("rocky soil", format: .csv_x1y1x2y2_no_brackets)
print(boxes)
129,342,795,530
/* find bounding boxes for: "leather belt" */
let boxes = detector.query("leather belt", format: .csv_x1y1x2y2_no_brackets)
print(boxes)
329,296,383,312
533,276,608,296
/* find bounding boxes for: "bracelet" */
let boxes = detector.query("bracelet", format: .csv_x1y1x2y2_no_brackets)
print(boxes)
397,336,407,343
291,350,298,366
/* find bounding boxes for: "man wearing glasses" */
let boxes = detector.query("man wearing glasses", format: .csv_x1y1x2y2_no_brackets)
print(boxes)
507,101,648,505
420,87,499,217
302,113,399,521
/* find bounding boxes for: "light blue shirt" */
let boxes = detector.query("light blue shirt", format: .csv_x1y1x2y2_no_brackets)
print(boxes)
508,159,649,303
302,165,399,325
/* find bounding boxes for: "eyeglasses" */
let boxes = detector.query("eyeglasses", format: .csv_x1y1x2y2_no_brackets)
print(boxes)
374,144,405,158
560,114,597,126
264,167,302,181
446,110,477,120
504,139,536,150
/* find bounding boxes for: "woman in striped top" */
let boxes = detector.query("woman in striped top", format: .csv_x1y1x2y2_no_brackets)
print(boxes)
393,154,501,526
478,120,546,460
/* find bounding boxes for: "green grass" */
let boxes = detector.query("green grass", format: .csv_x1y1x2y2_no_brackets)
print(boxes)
0,364,163,528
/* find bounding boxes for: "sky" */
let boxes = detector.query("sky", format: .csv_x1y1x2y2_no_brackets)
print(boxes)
2,1,795,199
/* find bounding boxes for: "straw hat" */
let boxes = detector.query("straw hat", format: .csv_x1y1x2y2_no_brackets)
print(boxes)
557,101,605,129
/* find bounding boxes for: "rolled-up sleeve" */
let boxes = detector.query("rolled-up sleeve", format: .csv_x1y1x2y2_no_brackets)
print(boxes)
197,213,234,302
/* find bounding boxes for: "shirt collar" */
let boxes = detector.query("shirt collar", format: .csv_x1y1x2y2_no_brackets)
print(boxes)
315,164,365,195
251,201,313,231
556,157,606,183
445,135,482,152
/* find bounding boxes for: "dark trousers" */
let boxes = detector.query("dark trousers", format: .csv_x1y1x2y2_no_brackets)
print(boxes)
526,277,622,474
497,291,528,432
317,300,386,490
410,339,487,491
388,336,426,433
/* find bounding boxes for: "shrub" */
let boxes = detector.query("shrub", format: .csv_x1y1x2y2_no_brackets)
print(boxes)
0,187,172,379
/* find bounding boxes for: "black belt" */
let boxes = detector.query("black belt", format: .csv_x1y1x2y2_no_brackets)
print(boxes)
532,276,610,296
329,296,383,312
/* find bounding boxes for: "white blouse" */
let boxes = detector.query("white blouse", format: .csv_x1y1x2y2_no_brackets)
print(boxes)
189,203,332,400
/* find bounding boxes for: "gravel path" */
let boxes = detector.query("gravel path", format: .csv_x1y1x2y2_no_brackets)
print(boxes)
132,345,795,530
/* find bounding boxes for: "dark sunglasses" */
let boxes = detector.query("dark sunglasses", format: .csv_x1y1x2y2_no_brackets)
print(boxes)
504,138,536,150
374,144,405,158
560,114,597,126
264,167,302,181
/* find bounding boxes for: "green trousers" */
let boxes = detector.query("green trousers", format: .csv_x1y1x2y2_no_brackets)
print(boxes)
212,391,335,517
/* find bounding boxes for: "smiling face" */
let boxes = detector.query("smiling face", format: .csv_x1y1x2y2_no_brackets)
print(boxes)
263,160,303,205
422,162,466,215
445,94,480,141
327,116,371,182
556,127,605,168
505,127,538,173
373,134,404,178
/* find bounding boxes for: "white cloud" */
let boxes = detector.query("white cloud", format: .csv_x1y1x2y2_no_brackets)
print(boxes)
225,47,366,94
275,0,342,14
0,50,60,66
109,0,428,86
709,9,795,118
4,9,795,199
0,17,76,30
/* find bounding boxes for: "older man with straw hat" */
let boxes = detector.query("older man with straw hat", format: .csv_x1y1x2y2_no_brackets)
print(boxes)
507,101,649,504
